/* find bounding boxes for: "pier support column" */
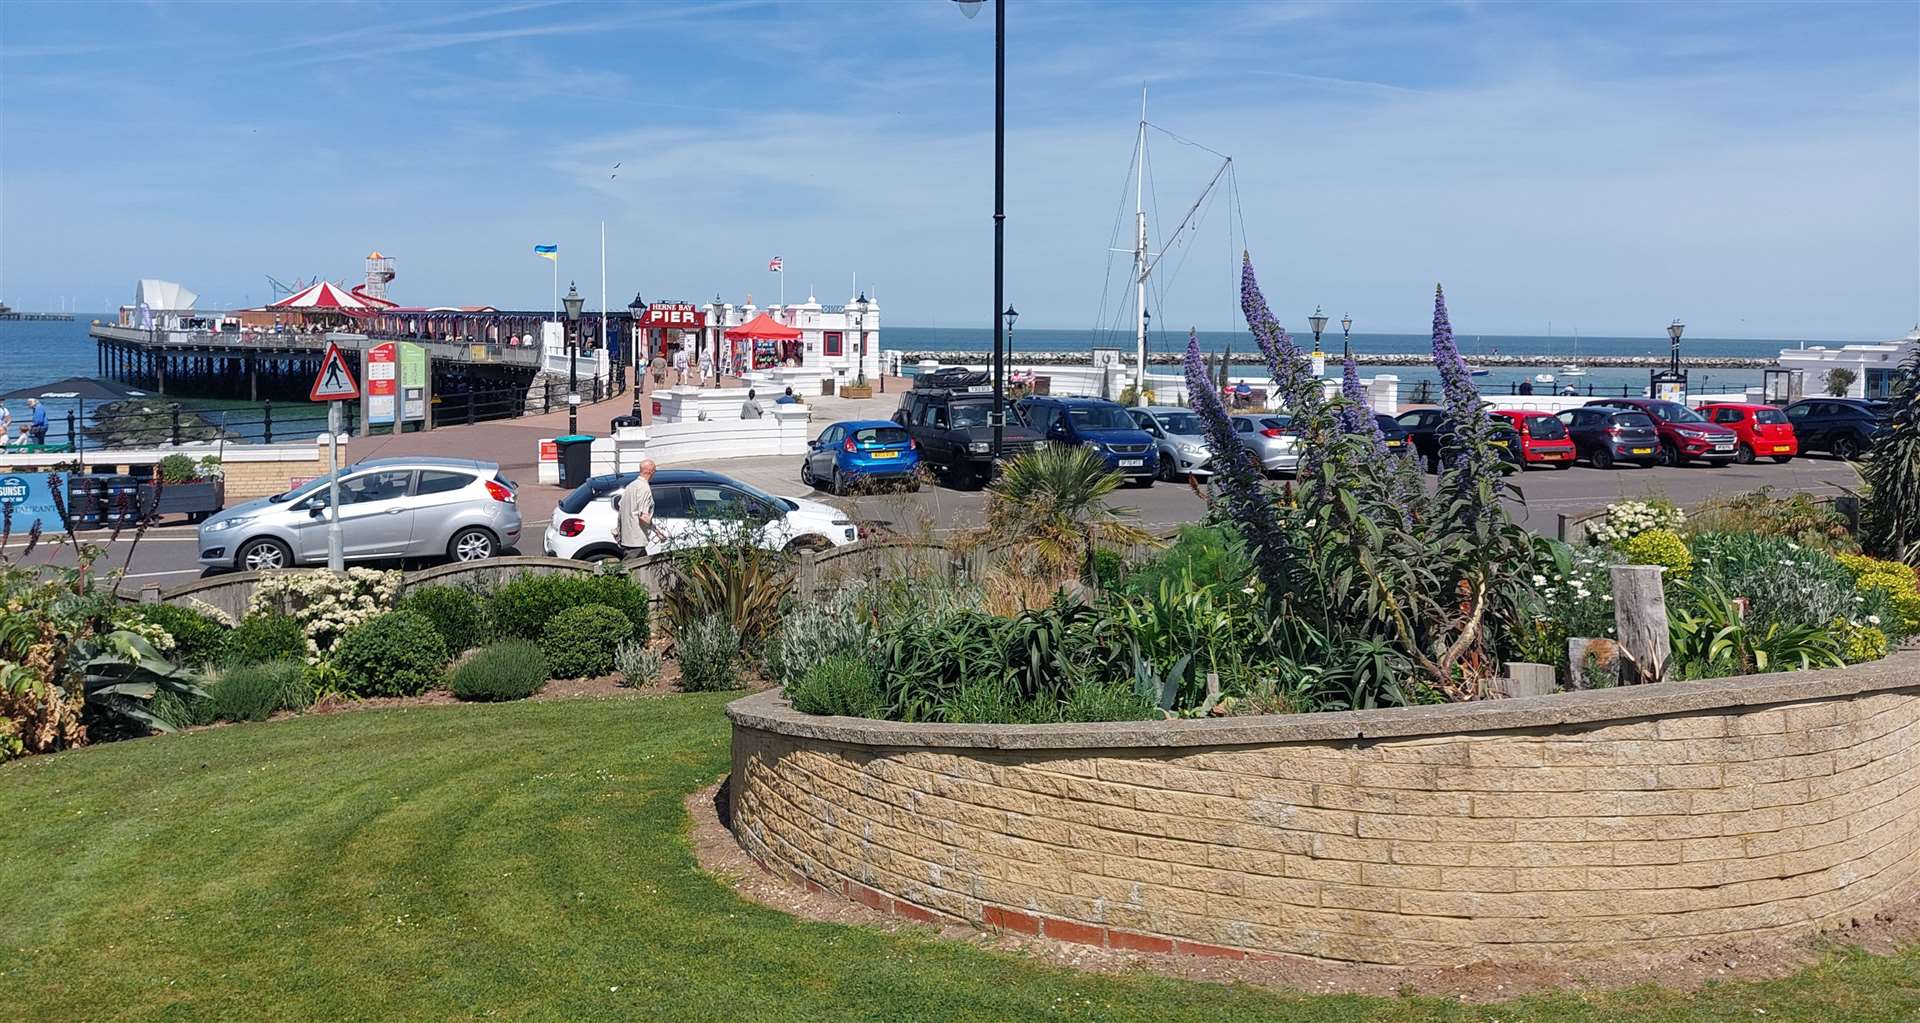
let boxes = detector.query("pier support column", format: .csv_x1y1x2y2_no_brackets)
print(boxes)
248,353,258,401
155,350,166,394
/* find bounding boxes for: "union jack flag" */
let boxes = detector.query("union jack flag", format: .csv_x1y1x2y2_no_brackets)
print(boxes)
768,256,783,272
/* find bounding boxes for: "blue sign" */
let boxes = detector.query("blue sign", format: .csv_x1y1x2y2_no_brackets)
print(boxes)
0,473,65,533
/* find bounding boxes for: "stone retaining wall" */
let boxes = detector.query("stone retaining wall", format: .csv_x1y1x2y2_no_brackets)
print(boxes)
726,652,1920,965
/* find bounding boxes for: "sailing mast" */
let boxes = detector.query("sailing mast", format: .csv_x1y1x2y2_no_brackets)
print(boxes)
1133,88,1149,406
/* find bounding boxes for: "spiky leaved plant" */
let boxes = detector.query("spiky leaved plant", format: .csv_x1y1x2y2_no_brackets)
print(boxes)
1862,344,1920,564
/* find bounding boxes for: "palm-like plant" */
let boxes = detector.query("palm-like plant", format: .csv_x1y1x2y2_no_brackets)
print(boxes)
975,445,1157,583
1863,345,1919,565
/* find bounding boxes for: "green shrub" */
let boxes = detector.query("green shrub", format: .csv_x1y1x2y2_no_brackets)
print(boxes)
675,617,741,692
123,603,229,668
149,688,215,729
224,613,308,667
785,653,883,717
331,610,449,697
487,572,648,642
1621,528,1692,580
540,604,629,679
209,661,312,722
762,583,873,688
1833,619,1889,664
156,453,199,484
1122,524,1253,598
450,641,549,701
614,640,663,688
397,586,485,654
1060,679,1157,722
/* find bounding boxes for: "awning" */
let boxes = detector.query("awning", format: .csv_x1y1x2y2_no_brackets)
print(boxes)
723,312,802,341
268,280,378,310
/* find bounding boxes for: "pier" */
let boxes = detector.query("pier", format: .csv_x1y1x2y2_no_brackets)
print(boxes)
0,312,75,321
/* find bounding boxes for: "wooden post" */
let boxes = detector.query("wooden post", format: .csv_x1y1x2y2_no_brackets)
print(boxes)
797,548,818,602
1610,565,1671,686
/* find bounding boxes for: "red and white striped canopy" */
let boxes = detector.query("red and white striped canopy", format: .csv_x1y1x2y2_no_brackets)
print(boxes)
268,280,392,309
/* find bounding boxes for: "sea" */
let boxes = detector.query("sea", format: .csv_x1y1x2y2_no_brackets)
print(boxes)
0,316,1828,430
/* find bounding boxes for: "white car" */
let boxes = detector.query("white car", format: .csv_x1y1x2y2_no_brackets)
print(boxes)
543,468,859,561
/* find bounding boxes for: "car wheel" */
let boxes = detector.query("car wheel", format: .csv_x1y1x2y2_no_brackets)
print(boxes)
1772,455,1794,464
1655,442,1679,467
785,534,832,553
1159,452,1176,481
800,460,814,487
448,527,498,562
237,537,292,572
1734,443,1755,465
1590,447,1614,470
1833,435,1860,461
829,466,846,496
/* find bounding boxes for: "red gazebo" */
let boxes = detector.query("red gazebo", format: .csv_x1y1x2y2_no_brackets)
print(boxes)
724,313,804,371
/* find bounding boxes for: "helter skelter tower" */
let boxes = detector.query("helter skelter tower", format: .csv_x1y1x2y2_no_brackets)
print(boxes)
363,250,396,302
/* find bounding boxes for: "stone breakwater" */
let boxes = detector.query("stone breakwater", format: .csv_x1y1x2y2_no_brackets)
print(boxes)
899,350,1772,369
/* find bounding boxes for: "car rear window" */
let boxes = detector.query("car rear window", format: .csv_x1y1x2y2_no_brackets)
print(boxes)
1754,408,1789,425
1611,412,1656,430
1525,416,1567,439
851,426,909,446
557,473,635,515
1258,416,1291,430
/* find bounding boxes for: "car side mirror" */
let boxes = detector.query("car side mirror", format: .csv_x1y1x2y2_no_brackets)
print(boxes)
308,505,326,518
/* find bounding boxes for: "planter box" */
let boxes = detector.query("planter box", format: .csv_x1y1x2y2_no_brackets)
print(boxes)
151,480,225,522
839,383,873,399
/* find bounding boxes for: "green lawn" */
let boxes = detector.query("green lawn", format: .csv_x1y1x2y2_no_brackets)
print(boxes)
3,696,1918,1022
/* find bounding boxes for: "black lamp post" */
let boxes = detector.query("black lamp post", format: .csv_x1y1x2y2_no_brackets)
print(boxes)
852,293,874,392
1003,303,1018,366
1308,306,1329,356
1667,318,1685,377
626,292,646,373
563,282,585,434
1340,312,1353,360
955,0,1006,458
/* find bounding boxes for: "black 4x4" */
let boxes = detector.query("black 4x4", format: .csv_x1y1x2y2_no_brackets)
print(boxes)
891,369,1042,488
1781,397,1889,460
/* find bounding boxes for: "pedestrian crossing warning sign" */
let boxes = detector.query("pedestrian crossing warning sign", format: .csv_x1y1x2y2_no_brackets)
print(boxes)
310,342,360,401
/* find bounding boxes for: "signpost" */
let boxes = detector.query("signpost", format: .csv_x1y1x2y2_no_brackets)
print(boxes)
364,341,398,427
399,341,428,424
309,342,360,572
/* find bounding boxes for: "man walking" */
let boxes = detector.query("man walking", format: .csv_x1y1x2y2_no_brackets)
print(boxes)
741,389,764,420
26,398,48,446
672,344,689,385
617,459,660,555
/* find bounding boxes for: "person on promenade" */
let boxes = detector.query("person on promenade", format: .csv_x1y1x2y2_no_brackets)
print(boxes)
741,389,764,420
0,402,12,446
26,399,47,446
775,387,799,405
672,345,689,385
1519,379,1534,396
616,459,660,556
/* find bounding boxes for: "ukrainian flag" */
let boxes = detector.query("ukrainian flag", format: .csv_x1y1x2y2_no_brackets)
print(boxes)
533,244,558,261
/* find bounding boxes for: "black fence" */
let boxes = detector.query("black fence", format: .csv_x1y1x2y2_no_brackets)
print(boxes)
5,372,628,455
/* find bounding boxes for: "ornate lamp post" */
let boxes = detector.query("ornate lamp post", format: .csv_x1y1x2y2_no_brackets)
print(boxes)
1667,319,1685,377
1309,307,1329,356
1341,312,1353,360
851,293,874,392
954,0,1007,456
563,282,585,434
626,292,646,373
1003,303,1018,367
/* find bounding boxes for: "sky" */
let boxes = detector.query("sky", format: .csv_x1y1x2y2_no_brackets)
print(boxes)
1,0,1916,340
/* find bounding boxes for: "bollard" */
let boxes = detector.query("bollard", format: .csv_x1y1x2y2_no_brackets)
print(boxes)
169,403,182,446
65,409,77,449
1610,564,1671,686
262,399,273,444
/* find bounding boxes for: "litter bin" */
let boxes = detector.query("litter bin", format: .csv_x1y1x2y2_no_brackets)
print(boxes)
555,435,595,488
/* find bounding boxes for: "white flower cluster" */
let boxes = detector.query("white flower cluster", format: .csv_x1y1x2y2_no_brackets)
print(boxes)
1586,500,1686,545
248,568,402,658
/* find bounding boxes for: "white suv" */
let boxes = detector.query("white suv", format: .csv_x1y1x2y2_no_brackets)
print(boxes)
543,469,859,561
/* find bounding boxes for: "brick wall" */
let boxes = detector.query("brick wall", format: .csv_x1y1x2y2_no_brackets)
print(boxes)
727,656,1920,965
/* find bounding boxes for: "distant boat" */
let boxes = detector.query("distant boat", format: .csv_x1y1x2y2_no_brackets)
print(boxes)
1533,372,1556,384
1469,366,1490,377
1559,324,1589,377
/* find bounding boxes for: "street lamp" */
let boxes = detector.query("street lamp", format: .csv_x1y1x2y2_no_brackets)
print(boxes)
1340,312,1353,360
1003,303,1018,365
1667,319,1685,377
1308,307,1329,356
954,0,1006,457
626,292,646,374
563,282,584,434
852,293,874,393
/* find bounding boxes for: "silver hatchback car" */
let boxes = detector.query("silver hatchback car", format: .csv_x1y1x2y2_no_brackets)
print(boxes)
197,457,522,571
1127,406,1215,480
1231,414,1302,476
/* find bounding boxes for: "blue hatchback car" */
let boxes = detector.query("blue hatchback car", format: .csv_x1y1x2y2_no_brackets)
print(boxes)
1015,396,1158,486
801,419,921,495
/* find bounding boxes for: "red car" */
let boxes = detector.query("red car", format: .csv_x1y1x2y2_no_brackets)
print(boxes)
1585,398,1738,466
1491,409,1577,467
1698,402,1798,464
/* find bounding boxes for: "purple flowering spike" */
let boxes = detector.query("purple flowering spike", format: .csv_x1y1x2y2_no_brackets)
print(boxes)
1339,355,1389,450
1430,284,1503,517
1240,254,1319,416
1184,330,1288,580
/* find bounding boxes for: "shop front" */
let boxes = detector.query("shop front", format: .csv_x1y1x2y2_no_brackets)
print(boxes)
723,313,805,375
638,302,707,367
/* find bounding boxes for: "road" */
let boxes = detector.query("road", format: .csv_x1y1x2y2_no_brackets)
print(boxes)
8,451,1863,594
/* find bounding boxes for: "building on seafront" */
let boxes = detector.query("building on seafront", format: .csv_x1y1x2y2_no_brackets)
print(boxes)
637,292,880,385
1771,326,1918,401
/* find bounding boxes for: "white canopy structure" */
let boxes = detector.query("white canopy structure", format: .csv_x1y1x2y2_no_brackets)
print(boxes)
134,279,197,312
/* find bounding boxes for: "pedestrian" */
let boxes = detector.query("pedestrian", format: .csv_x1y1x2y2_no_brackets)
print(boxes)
649,354,669,388
741,389,764,419
1518,379,1534,396
616,459,660,555
672,345,689,385
26,398,47,446
0,401,11,446
775,386,798,405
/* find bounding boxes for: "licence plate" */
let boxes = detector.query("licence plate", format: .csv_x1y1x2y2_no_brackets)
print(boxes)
1386,439,1404,447
1491,440,1509,448
1773,445,1791,452
1119,459,1144,468
1631,447,1652,455
871,450,900,459
1713,444,1733,452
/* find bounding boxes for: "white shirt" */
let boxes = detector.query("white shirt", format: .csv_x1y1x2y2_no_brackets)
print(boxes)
616,475,656,549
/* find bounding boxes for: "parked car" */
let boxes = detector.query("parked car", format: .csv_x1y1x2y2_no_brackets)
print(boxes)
544,468,857,561
1698,402,1799,464
801,419,920,494
1585,398,1737,467
1373,414,1412,454
1229,414,1301,475
1556,406,1662,468
1490,409,1577,468
1394,408,1521,472
893,368,1042,488
1781,397,1888,460
1015,395,1158,486
198,457,520,571
1127,406,1214,480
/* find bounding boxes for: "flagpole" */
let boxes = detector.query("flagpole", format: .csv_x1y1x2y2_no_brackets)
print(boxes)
551,257,557,324
599,221,607,377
